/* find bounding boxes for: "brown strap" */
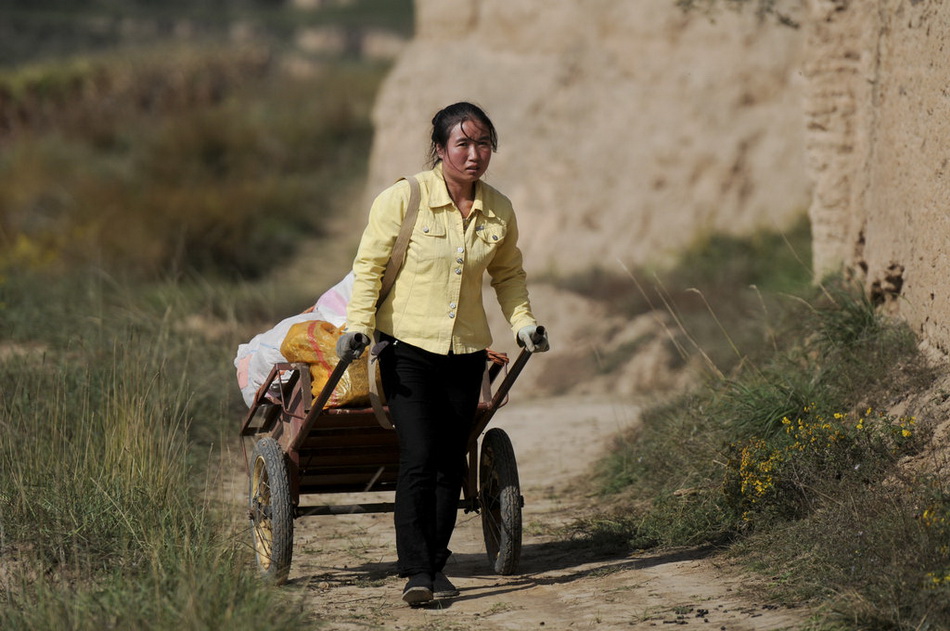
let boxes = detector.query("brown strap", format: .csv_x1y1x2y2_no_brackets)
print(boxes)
377,175,420,308
367,348,393,429
369,175,420,430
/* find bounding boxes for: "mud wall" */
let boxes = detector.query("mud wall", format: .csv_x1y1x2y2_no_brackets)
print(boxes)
365,0,809,276
804,0,950,353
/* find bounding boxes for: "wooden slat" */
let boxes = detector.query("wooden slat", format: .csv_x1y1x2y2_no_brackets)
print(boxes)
298,446,401,468
299,481,398,495
307,415,391,430
299,431,399,450
299,464,399,478
299,469,399,493
323,406,377,415
321,401,489,416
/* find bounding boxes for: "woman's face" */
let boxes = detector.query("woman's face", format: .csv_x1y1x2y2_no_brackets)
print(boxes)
436,119,493,186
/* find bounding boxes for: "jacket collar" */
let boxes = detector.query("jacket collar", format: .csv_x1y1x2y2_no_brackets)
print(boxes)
430,163,494,218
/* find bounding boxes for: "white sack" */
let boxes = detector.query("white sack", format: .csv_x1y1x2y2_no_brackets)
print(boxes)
234,271,356,407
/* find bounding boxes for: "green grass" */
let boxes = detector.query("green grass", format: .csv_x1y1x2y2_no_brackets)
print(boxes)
552,215,814,377
0,49,385,281
0,270,310,630
0,11,392,624
583,248,949,629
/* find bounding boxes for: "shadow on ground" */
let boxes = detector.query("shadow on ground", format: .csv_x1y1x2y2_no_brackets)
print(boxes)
289,540,719,609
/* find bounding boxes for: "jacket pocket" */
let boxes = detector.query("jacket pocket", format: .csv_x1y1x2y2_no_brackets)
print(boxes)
469,219,508,267
474,220,507,246
410,210,448,261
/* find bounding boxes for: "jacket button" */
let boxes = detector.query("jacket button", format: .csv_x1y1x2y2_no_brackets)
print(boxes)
449,302,457,309
423,226,430,233
449,312,456,318
492,234,499,241
456,257,464,264
455,268,462,275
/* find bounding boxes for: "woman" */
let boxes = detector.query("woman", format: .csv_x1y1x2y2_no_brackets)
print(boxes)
336,102,549,606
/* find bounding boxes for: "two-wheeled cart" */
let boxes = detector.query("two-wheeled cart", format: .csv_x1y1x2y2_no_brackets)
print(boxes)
239,338,540,584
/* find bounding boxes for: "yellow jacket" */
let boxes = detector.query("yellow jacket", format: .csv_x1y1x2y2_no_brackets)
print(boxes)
345,165,537,355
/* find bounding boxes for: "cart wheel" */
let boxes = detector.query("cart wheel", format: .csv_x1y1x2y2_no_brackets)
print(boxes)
479,428,522,575
249,437,293,584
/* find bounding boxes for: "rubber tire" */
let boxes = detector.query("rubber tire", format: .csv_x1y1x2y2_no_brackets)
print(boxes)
479,428,522,575
249,437,294,584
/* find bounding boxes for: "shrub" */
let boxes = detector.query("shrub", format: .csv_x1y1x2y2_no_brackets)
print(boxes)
723,408,924,526
590,270,945,628
0,50,385,280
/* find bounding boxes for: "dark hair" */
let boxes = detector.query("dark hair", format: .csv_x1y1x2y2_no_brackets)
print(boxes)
426,102,498,168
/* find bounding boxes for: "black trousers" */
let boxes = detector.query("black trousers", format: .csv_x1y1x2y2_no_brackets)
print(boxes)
378,334,486,578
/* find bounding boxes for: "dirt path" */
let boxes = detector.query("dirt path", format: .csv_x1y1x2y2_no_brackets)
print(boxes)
229,395,810,630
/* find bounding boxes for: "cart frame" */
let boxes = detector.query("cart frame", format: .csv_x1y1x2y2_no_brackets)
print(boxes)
239,339,539,584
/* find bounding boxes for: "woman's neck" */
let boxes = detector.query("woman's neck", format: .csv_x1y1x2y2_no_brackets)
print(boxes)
443,173,476,217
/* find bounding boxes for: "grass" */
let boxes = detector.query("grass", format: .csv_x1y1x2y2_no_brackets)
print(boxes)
0,49,385,280
0,270,310,630
0,0,413,67
578,224,950,629
0,6,395,625
552,215,814,377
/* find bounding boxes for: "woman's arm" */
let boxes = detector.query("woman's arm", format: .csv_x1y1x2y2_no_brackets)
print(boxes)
486,211,537,336
345,181,411,338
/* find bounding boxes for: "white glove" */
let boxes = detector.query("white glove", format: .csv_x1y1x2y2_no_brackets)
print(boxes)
335,331,370,360
517,325,550,353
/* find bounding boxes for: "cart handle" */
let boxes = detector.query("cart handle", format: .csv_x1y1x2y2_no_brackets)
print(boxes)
527,325,547,348
488,327,542,410
286,335,366,453
470,326,544,439
339,332,371,362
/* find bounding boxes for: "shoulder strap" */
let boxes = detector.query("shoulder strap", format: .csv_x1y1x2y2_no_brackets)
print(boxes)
376,175,420,308
367,351,393,430
368,175,419,431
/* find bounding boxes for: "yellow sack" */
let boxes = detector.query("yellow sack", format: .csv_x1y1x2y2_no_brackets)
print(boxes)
280,320,370,408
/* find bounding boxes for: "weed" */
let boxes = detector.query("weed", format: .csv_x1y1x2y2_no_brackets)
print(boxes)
722,408,927,527
0,269,306,629
591,269,946,628
482,601,516,616
551,215,813,377
0,49,386,281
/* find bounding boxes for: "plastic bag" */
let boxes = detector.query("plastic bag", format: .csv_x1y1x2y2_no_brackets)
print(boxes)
234,271,356,408
234,310,326,407
312,271,354,327
280,319,371,408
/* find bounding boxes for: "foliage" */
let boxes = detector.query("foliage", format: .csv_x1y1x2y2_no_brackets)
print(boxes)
723,408,923,525
0,3,400,628
0,0,413,67
0,50,385,280
552,214,813,379
590,260,945,628
0,270,306,630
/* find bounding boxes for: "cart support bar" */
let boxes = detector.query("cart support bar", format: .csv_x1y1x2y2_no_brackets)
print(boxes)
287,352,356,453
296,498,477,517
469,339,539,439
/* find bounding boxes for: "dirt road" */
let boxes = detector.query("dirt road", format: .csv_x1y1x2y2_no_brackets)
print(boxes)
232,395,810,630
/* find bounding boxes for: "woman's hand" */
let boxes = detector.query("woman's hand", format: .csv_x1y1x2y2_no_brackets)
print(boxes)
336,331,370,360
517,325,550,353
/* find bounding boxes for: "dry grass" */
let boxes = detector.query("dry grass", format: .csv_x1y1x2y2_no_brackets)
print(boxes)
584,231,949,629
